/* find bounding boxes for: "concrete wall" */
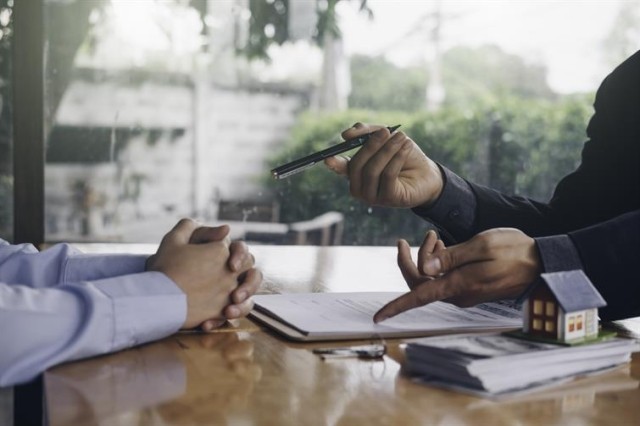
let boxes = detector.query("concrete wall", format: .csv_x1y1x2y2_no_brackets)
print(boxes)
46,76,309,241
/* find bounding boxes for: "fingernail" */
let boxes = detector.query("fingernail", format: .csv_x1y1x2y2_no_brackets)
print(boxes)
237,291,248,302
425,257,441,273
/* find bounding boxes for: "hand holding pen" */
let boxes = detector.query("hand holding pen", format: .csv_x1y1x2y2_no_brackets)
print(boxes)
271,124,401,179
323,122,445,209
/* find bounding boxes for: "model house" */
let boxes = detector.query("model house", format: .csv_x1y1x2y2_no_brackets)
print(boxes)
522,270,607,343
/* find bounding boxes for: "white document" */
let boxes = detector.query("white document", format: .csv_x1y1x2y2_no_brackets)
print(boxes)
250,292,522,341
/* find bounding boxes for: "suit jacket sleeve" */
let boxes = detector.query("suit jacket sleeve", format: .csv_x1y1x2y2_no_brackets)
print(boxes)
533,210,640,320
413,50,640,243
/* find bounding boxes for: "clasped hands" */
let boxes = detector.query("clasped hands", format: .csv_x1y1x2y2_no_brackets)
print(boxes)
147,219,262,331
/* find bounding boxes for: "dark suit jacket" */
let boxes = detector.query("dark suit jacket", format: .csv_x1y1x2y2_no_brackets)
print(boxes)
470,50,639,235
416,51,640,320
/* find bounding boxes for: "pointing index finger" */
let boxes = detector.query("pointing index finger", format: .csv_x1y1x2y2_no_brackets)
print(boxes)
373,276,453,323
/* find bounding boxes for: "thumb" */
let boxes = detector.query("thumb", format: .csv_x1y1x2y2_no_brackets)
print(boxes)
165,218,199,246
422,237,489,275
324,156,349,176
190,224,230,244
421,242,464,276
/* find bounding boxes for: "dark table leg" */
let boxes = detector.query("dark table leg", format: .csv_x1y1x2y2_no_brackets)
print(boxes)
13,375,46,426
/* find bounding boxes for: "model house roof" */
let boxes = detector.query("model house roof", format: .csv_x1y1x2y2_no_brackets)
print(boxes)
529,270,607,312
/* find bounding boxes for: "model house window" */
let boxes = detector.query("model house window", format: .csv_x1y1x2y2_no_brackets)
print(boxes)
545,302,555,316
545,321,555,332
533,300,543,315
577,315,584,330
533,319,542,330
568,316,575,332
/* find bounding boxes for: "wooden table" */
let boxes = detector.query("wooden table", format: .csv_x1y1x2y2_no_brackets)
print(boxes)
45,246,640,426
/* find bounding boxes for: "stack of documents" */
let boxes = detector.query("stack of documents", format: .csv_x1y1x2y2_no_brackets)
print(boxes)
404,333,640,397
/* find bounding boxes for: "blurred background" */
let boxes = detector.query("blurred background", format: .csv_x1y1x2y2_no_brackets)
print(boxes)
0,0,638,245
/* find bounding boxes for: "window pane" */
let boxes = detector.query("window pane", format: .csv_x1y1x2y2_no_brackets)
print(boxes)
545,302,555,317
0,0,12,242
533,300,543,315
533,319,542,331
42,1,636,245
545,321,555,333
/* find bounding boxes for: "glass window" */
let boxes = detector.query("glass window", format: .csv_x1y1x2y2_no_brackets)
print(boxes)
576,315,584,331
0,0,12,242
41,0,637,245
532,319,542,331
545,302,555,317
533,300,543,315
568,316,575,332
545,321,555,333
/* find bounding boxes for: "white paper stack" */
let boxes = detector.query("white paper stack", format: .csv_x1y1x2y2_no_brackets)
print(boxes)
404,333,640,397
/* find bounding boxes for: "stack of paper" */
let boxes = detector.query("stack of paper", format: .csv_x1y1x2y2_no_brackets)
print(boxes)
404,333,640,397
250,292,522,341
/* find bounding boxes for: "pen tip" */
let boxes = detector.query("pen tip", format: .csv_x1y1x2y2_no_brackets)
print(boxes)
389,124,401,132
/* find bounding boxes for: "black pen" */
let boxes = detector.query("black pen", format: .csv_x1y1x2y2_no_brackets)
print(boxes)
271,125,401,179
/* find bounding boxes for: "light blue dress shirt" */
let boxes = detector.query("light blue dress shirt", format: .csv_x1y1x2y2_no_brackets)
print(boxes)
0,239,187,387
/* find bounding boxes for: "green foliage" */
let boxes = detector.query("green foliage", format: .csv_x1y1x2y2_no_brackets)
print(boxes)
241,0,371,59
442,45,556,106
264,98,593,245
349,55,426,112
602,1,640,67
349,46,556,113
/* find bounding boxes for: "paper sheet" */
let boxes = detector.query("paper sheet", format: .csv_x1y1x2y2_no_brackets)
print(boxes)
253,292,522,336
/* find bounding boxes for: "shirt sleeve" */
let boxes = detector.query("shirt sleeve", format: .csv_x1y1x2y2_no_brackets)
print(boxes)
0,239,151,288
0,240,186,387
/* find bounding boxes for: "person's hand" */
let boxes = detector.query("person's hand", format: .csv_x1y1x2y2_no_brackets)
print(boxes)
324,122,444,208
187,225,261,331
147,219,254,329
415,229,446,280
396,230,447,290
374,228,542,323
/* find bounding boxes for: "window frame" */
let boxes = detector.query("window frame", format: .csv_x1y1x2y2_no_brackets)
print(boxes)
12,0,44,246
11,3,46,425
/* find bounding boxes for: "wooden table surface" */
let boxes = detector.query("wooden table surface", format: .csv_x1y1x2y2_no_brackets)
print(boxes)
45,245,640,426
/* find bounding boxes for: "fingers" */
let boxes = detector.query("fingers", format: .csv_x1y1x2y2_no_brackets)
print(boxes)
224,297,255,320
348,127,392,199
359,131,408,203
327,122,392,179
422,235,491,276
225,267,262,319
165,218,199,246
377,140,412,204
373,276,453,323
417,230,440,274
200,318,227,332
396,239,423,289
231,268,262,305
324,155,349,176
340,122,382,140
190,225,230,244
228,240,254,272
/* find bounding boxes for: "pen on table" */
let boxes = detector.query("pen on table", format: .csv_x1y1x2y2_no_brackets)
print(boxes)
271,124,401,180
